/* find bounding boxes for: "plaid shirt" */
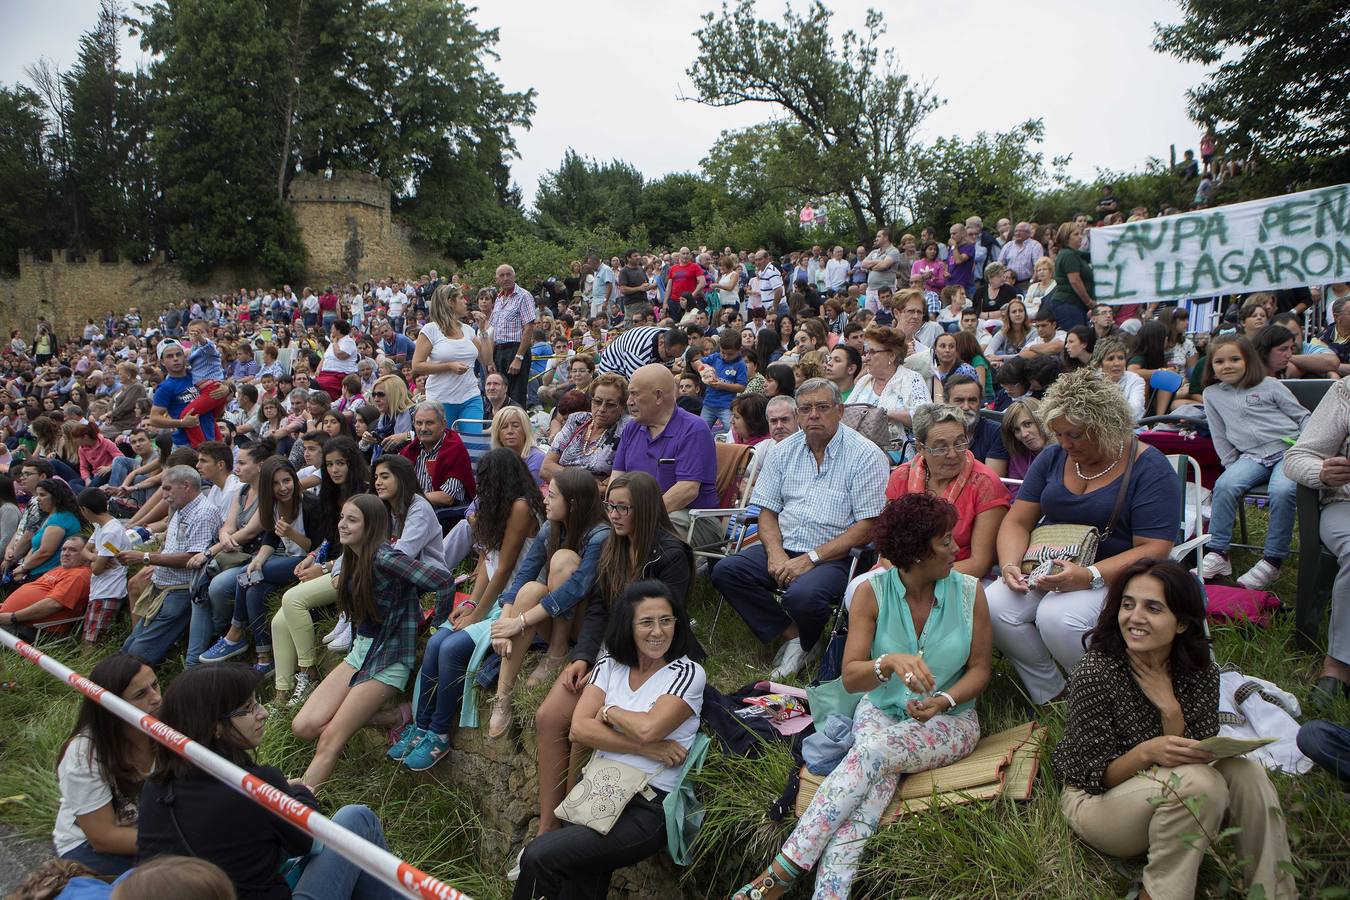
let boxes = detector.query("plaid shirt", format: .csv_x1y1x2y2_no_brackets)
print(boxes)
349,544,456,688
489,285,537,344
152,494,222,588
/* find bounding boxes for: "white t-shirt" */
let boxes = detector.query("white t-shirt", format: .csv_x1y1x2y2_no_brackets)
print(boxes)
54,733,139,855
587,654,705,791
205,474,242,520
90,519,131,601
1024,329,1067,350
321,335,360,374
420,321,481,405
388,292,407,316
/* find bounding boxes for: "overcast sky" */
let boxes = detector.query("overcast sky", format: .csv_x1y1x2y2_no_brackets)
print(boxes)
1,0,1212,206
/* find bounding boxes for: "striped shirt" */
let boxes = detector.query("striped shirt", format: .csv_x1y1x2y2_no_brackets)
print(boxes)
412,434,466,502
751,425,889,552
597,326,666,378
753,264,783,310
490,285,537,344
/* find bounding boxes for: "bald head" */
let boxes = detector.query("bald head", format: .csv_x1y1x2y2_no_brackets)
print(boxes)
628,364,676,424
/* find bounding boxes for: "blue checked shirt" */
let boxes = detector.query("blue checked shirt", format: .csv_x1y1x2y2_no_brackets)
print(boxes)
489,285,537,344
750,425,889,553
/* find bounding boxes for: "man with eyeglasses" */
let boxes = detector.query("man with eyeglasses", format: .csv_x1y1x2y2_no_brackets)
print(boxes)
711,378,888,678
943,374,1009,477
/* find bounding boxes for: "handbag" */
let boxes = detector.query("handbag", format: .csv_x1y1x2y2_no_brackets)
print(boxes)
841,403,892,450
554,753,657,836
1021,437,1137,575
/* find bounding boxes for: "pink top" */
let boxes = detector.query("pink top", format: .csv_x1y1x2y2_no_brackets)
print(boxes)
912,258,948,290
78,435,123,482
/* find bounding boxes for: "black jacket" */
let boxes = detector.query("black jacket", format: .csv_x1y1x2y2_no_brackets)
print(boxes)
138,763,317,900
260,491,325,555
569,529,699,666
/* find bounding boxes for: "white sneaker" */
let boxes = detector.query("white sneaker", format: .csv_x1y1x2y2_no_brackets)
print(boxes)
321,615,351,644
770,638,806,680
1236,559,1280,591
1197,552,1232,581
769,639,791,671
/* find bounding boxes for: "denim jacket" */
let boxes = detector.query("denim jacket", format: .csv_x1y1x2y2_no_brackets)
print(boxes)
496,521,611,619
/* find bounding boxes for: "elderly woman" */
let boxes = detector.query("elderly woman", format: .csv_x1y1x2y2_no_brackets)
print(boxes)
1284,378,1350,704
987,368,1180,704
541,373,630,483
369,373,416,451
847,325,929,442
1055,559,1295,900
491,405,546,486
1022,255,1056,317
735,493,992,900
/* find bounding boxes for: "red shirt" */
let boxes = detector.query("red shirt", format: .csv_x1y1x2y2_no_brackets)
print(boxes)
667,263,705,302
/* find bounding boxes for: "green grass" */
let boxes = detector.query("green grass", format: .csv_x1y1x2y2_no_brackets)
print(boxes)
2,506,1348,899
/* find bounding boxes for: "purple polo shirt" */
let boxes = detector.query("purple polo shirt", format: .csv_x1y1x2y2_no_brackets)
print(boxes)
612,406,719,509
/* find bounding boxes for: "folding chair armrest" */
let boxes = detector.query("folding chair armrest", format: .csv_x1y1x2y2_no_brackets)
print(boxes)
687,507,754,520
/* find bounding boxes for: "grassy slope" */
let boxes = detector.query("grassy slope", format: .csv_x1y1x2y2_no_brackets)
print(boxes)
1,514,1347,900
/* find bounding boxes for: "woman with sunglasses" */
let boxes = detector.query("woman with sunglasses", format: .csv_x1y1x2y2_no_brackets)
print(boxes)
137,664,398,899
540,373,631,484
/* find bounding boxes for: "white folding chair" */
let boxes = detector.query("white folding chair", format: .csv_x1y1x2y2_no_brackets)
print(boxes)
1165,454,1209,572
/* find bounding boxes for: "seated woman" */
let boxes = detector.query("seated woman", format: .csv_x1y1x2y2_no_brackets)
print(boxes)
1093,337,1145,421
1055,559,1295,899
1253,323,1297,380
200,457,324,671
985,299,1032,363
137,664,396,899
291,494,457,786
54,653,159,877
369,373,416,452
270,437,369,705
988,368,1180,705
848,326,930,444
1282,376,1350,705
391,449,545,770
541,373,630,484
734,492,992,900
12,479,84,583
533,472,695,834
1000,397,1048,489
514,579,705,900
730,392,771,449
492,405,546,487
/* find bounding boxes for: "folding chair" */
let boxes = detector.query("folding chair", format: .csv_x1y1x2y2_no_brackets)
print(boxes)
684,443,756,566
30,613,86,646
1164,454,1209,571
451,419,492,467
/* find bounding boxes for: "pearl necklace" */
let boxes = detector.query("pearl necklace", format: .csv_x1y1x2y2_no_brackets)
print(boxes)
578,418,607,456
1075,443,1125,481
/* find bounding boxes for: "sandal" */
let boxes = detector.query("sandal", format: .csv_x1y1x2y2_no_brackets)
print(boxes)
525,654,568,689
733,853,800,900
487,695,512,739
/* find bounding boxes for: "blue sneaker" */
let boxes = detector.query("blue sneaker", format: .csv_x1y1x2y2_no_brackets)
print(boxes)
387,725,424,762
252,661,275,676
402,732,450,772
200,636,249,663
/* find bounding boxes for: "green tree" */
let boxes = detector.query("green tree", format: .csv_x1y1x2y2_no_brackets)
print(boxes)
135,0,304,280
534,150,645,239
688,0,940,243
0,85,59,273
1153,0,1350,174
636,172,712,248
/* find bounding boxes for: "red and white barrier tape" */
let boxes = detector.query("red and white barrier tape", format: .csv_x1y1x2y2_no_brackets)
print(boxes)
0,628,470,900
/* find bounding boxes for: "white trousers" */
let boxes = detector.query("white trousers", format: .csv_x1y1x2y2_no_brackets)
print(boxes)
985,579,1108,703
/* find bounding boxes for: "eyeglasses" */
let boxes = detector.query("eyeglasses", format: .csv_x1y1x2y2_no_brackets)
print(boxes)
861,347,885,356
371,391,385,398
591,398,621,409
603,501,632,516
920,440,970,457
636,616,676,631
797,402,836,416
226,698,266,719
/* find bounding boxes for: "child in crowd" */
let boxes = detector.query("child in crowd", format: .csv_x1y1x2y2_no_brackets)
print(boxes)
78,489,129,646
698,330,748,436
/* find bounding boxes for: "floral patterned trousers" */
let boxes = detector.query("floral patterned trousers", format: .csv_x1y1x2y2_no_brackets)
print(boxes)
782,697,980,900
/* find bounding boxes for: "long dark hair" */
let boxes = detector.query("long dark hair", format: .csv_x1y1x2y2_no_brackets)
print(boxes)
372,454,422,524
602,579,694,668
0,473,16,506
1083,558,1212,673
472,448,545,552
547,467,605,557
597,472,688,605
754,327,782,364
36,478,83,523
152,664,264,781
1130,320,1169,370
58,653,153,793
765,363,796,398
337,494,391,628
319,436,368,546
256,456,300,532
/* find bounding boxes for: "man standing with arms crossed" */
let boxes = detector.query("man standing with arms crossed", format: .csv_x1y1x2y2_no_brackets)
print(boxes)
490,264,537,408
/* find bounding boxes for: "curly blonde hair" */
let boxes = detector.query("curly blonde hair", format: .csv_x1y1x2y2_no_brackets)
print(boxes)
1036,367,1134,452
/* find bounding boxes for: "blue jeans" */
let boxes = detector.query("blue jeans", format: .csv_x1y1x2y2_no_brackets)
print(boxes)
232,555,304,653
442,396,485,434
292,804,399,900
1207,456,1297,559
107,456,152,506
702,404,732,437
187,565,246,666
1052,300,1087,330
1297,720,1350,783
122,587,192,666
414,626,477,735
59,840,135,877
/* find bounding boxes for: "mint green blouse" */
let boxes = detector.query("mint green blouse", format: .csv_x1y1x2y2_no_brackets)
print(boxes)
867,568,977,720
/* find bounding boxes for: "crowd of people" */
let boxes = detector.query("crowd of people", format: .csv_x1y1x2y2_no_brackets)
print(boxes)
3,208,1348,900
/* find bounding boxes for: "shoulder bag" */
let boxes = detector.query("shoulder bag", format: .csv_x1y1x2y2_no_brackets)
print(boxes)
555,753,657,836
1020,437,1138,575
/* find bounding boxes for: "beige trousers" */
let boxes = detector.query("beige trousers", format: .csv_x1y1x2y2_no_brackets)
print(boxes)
1061,757,1295,900
271,574,337,692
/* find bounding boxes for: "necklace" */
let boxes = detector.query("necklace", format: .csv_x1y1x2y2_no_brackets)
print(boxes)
1075,443,1125,481
578,417,607,456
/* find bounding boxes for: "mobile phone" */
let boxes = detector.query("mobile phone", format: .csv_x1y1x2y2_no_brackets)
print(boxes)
659,458,677,466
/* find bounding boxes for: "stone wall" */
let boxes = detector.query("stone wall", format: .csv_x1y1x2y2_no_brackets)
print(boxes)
0,170,441,340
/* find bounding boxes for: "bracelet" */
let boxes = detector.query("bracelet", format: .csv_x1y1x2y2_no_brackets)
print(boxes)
601,704,614,724
936,690,957,711
518,614,527,634
461,600,477,610
873,655,889,683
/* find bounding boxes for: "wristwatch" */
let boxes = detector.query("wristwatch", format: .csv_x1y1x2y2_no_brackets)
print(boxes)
807,549,822,565
1087,565,1105,590
142,552,151,565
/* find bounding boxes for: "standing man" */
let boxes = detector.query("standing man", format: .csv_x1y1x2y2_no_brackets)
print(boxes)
148,340,214,448
664,248,706,316
751,249,784,314
490,264,537,407
860,228,901,313
588,253,616,320
997,222,1045,294
824,246,850,296
617,249,653,324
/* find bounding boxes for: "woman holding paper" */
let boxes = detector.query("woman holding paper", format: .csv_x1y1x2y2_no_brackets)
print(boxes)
1054,558,1295,900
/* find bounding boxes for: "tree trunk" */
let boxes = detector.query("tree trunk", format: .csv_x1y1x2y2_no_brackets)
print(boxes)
276,0,306,201
845,190,871,245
